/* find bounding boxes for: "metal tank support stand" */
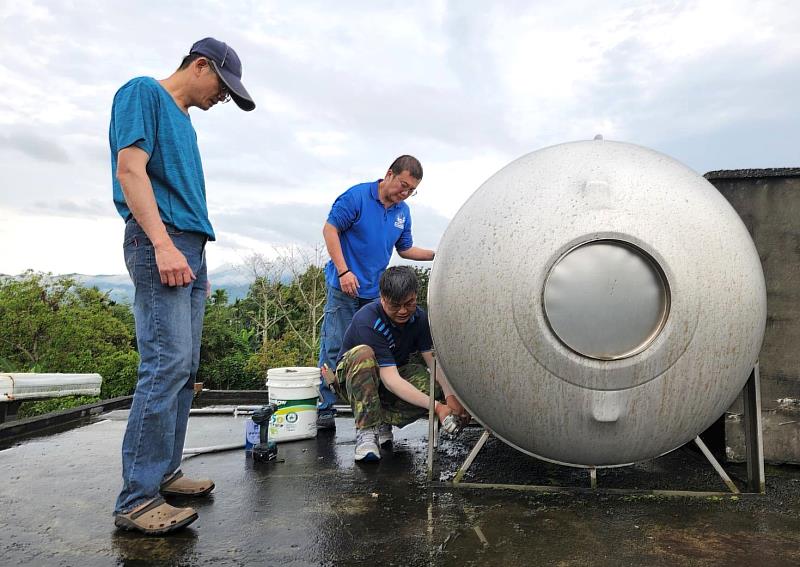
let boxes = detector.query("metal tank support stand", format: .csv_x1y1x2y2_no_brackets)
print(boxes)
743,363,766,493
428,363,766,497
426,354,437,482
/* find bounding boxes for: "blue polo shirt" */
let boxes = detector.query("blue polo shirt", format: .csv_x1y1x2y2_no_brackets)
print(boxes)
324,181,413,298
337,301,433,367
109,77,215,240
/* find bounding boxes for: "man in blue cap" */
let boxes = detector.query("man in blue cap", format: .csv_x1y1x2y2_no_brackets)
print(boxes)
110,38,254,535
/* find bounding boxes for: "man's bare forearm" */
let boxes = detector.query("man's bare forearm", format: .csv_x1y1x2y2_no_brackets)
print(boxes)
397,246,435,261
379,366,431,409
422,351,454,397
119,173,173,247
116,146,194,286
323,222,359,295
379,361,455,424
322,222,348,274
116,148,171,249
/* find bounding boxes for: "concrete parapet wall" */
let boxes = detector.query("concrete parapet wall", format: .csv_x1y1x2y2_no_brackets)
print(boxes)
706,168,800,463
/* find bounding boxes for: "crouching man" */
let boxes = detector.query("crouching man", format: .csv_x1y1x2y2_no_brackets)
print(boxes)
324,266,470,462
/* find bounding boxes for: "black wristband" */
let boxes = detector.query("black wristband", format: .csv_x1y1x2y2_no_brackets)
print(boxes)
338,270,351,278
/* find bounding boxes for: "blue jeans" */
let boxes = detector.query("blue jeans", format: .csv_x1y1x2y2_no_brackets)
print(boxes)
114,220,208,514
317,285,374,410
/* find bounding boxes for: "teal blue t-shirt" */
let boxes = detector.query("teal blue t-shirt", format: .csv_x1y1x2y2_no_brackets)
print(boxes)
109,77,215,240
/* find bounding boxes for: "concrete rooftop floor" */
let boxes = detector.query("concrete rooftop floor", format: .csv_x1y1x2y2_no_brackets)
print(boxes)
2,410,800,566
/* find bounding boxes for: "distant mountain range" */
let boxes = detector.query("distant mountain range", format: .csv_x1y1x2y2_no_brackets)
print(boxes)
7,259,429,305
73,264,255,304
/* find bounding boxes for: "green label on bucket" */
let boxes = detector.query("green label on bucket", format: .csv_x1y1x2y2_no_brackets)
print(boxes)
272,397,318,412
268,396,318,441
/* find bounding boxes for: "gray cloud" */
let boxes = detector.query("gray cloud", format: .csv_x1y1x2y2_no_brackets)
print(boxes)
0,131,70,163
215,202,329,245
206,165,303,189
581,38,800,172
402,204,451,249
2,0,800,275
214,200,450,250
27,198,113,218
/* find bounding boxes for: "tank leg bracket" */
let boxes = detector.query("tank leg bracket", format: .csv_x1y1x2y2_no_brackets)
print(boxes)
453,429,492,484
693,435,740,494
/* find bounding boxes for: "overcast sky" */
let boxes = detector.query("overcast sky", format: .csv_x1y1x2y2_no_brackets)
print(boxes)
1,0,797,275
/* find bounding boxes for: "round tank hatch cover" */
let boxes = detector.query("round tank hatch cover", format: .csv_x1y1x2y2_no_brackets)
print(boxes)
543,239,670,360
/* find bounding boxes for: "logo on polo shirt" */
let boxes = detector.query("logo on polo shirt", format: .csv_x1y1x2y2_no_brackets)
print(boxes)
394,213,406,229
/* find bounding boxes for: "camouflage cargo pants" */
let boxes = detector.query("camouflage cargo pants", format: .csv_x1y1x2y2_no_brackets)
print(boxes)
334,344,443,429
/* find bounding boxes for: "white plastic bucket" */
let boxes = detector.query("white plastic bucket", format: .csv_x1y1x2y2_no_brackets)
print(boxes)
266,367,320,442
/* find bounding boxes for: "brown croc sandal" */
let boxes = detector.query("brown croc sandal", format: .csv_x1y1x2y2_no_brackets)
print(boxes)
114,497,197,535
160,470,215,497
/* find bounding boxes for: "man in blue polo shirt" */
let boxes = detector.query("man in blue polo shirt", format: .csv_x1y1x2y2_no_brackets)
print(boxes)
325,266,469,461
110,38,255,535
317,156,435,429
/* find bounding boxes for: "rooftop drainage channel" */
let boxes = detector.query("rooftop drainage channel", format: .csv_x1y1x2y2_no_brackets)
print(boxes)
0,393,355,453
0,390,319,447
0,395,133,447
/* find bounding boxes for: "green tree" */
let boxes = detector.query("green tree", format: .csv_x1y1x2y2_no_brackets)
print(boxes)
0,262,432,417
243,245,327,371
197,289,263,389
0,272,140,415
413,266,430,311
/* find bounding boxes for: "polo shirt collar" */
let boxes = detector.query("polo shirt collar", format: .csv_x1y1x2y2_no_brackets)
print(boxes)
372,179,399,211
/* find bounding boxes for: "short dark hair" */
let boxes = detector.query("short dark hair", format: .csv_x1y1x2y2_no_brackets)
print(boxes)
379,266,418,303
178,53,204,71
389,155,423,180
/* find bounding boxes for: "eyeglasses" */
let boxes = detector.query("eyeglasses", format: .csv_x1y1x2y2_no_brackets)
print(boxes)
210,65,231,104
386,297,418,312
208,59,231,104
398,179,417,198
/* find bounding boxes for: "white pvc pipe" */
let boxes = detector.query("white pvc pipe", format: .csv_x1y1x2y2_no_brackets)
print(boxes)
182,442,245,459
0,373,102,402
188,405,263,415
189,408,247,415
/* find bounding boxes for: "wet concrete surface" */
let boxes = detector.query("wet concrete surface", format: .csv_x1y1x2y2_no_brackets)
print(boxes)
1,413,800,566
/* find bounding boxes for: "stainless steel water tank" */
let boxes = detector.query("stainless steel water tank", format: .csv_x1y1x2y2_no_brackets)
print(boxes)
428,140,766,467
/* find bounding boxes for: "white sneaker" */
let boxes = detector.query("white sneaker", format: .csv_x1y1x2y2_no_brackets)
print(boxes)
378,424,394,448
354,428,381,462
